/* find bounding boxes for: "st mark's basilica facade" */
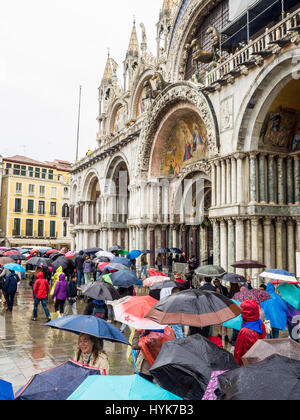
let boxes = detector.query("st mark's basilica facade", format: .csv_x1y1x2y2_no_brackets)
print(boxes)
70,0,300,275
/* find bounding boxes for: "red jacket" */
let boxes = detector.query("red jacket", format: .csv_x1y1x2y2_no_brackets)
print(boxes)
234,300,266,366
33,272,50,299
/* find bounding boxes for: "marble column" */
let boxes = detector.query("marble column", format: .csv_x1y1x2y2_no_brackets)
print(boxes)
235,218,245,275
287,219,296,274
226,159,232,204
200,224,208,264
211,163,216,207
192,226,199,259
124,229,129,251
220,220,228,271
181,225,187,256
268,155,276,204
216,161,221,206
259,154,267,203
231,157,237,204
236,154,245,204
171,225,178,248
277,157,285,205
102,228,108,251
251,218,261,277
296,218,300,254
149,226,155,267
263,217,272,269
227,218,235,272
294,156,300,205
108,229,114,247
287,157,294,204
161,226,167,266
249,153,258,204
212,220,220,266
275,218,284,269
139,226,146,252
221,160,226,205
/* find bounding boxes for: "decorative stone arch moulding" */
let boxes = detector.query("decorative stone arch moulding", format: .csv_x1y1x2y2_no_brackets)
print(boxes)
128,68,156,121
81,168,101,202
167,0,212,82
235,49,300,152
136,81,219,179
107,98,129,134
103,152,131,195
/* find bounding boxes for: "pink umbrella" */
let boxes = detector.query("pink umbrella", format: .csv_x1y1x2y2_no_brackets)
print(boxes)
202,371,228,400
233,287,271,305
148,269,168,277
46,249,60,255
143,276,171,287
4,250,19,256
65,252,75,259
98,262,110,271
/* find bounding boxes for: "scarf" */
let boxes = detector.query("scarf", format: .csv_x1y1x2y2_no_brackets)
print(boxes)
242,319,263,335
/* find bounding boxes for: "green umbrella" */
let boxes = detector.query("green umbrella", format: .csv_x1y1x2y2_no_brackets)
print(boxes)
116,250,129,256
195,265,227,277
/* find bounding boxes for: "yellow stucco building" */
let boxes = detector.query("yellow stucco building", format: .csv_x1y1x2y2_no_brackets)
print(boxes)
0,155,72,249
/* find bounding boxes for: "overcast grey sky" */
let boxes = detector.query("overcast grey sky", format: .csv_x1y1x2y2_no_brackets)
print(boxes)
0,0,163,163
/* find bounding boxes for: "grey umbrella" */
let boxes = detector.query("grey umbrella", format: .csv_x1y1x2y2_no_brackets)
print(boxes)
195,265,227,277
81,281,120,301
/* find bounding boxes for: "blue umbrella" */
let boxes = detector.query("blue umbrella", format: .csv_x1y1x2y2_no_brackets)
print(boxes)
111,257,131,268
3,263,25,273
45,315,129,345
109,270,138,288
222,299,243,331
15,360,100,400
0,379,14,401
169,248,183,254
67,374,182,400
126,250,142,260
278,283,300,310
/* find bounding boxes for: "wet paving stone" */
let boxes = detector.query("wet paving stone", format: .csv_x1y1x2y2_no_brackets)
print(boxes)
0,280,134,392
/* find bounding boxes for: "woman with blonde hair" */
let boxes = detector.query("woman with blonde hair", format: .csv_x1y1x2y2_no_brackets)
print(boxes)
74,333,110,375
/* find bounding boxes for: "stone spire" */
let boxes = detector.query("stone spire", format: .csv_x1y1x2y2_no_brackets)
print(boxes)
126,18,139,58
101,50,113,87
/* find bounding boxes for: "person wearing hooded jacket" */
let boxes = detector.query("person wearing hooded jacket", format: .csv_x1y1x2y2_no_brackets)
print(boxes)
3,270,19,312
32,272,51,322
261,283,288,339
234,299,266,366
52,273,68,317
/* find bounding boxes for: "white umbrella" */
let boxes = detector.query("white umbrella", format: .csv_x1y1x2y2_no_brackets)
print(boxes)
95,251,115,260
259,269,298,283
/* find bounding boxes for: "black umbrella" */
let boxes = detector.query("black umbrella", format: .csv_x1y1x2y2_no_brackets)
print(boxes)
81,281,120,301
52,256,73,272
141,250,152,254
108,245,122,253
145,289,242,328
150,280,178,291
156,248,170,254
169,248,183,254
109,270,138,288
217,354,300,401
96,257,111,263
150,334,238,400
26,257,53,268
221,273,247,284
49,252,64,261
9,254,27,261
83,248,103,255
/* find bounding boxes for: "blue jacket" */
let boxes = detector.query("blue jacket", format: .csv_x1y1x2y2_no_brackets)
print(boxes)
3,272,18,294
261,283,288,331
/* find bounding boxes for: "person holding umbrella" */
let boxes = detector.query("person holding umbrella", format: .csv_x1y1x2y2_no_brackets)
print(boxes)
3,270,19,312
139,253,149,280
74,333,110,374
32,272,51,322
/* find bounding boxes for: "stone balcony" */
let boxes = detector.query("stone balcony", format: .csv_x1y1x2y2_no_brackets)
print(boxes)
202,7,300,92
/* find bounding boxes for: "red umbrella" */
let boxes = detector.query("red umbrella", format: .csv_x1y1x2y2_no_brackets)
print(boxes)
233,287,271,304
148,269,168,277
232,260,266,269
98,262,110,272
143,276,171,287
46,249,60,255
3,250,19,256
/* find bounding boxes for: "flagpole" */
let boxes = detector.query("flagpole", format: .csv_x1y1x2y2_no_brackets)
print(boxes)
76,85,82,162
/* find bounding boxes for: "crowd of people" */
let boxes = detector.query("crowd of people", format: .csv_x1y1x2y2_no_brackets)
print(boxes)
0,245,299,393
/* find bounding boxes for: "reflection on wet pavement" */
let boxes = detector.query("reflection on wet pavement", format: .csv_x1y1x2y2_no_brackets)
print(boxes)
0,281,134,392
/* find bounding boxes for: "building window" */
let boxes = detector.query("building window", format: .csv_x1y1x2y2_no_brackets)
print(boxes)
39,185,45,197
26,219,33,237
28,184,35,195
14,198,22,212
50,221,56,237
21,165,26,176
38,201,45,215
51,187,57,199
28,166,34,177
62,204,69,218
35,167,40,178
42,169,47,179
63,221,67,237
50,202,57,216
63,187,69,198
38,220,44,237
13,164,20,175
13,219,21,236
5,163,12,174
27,199,34,214
48,170,54,180
15,182,22,194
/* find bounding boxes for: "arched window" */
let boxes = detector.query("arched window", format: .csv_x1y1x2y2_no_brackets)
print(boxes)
62,203,69,218
63,221,67,237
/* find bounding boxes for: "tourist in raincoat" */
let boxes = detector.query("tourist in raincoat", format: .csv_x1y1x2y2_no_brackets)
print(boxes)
234,300,266,366
261,283,288,339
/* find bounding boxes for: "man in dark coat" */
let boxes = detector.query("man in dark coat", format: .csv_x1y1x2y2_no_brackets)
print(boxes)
3,270,18,312
75,251,85,286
